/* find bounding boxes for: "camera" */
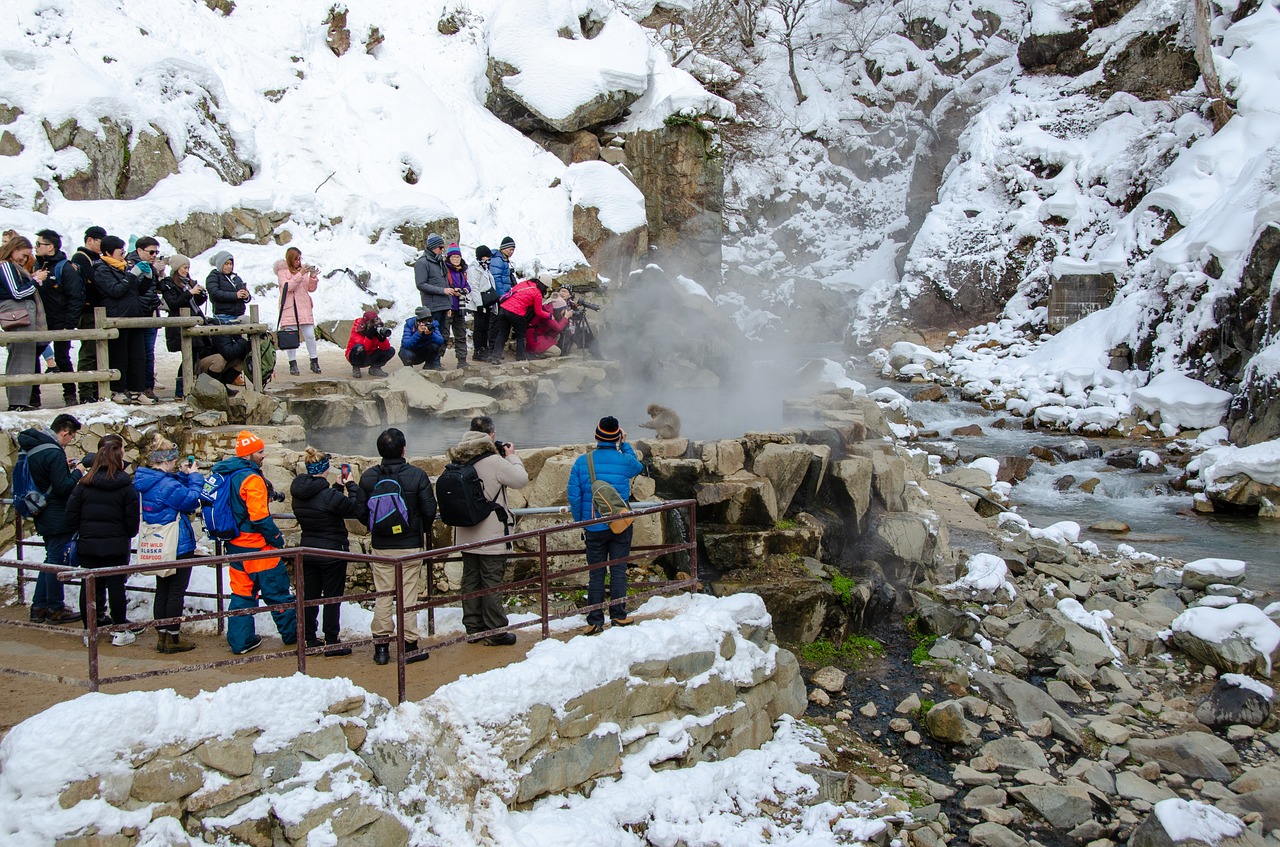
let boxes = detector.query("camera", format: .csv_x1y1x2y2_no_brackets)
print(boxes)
376,326,393,339
496,441,512,456
270,490,287,503
566,287,600,311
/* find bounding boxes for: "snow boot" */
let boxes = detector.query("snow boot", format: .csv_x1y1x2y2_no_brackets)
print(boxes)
309,358,322,374
289,360,300,376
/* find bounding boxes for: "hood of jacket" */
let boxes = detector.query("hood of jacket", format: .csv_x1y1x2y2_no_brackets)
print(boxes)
133,465,173,496
448,431,499,464
290,474,331,500
17,427,58,452
83,470,134,491
211,456,258,476
273,259,288,274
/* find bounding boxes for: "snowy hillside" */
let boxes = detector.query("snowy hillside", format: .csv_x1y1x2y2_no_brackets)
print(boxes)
0,0,726,321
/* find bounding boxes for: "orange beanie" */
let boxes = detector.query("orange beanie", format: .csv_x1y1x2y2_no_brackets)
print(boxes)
235,430,265,457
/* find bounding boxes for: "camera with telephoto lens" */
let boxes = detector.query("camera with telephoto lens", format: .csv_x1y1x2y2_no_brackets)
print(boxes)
565,286,600,311
496,441,512,457
376,325,393,339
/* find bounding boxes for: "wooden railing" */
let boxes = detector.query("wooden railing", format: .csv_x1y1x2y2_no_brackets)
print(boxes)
0,305,274,397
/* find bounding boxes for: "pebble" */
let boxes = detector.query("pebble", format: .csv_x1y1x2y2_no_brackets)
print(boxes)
808,689,830,707
860,702,878,718
1138,761,1161,781
1227,725,1255,742
835,710,853,721
904,731,922,746
890,718,913,733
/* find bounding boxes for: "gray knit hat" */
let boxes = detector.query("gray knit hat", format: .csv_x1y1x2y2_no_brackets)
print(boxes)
499,236,515,251
168,254,191,274
210,250,233,269
426,233,445,251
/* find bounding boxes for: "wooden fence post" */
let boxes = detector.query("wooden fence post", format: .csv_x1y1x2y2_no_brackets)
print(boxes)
94,308,111,400
179,308,195,401
248,305,263,393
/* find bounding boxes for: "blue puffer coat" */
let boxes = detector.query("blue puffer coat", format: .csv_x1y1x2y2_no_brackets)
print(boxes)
489,251,514,298
134,466,206,556
568,443,645,533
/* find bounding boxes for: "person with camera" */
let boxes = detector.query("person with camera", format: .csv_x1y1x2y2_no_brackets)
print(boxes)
486,273,552,363
446,416,529,645
95,236,161,405
466,245,497,361
398,306,445,368
440,245,471,368
413,233,453,370
33,229,84,407
126,236,166,402
346,310,395,378
159,255,207,400
525,291,571,356
290,447,365,656
275,247,322,376
206,250,252,321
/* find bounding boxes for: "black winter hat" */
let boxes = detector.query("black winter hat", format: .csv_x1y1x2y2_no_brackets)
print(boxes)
595,416,622,443
499,236,515,251
475,245,492,260
84,225,107,241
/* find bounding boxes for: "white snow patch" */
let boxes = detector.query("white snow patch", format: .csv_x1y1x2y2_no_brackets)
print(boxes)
1220,673,1274,701
941,553,1017,598
1183,558,1248,582
1171,605,1280,675
1131,372,1233,431
1152,799,1245,845
559,161,646,233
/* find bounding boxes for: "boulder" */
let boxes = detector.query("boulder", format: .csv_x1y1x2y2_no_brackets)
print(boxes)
1127,733,1234,781
1130,798,1260,847
924,700,980,745
973,672,1083,746
524,454,576,507
54,118,128,200
811,666,846,693
978,738,1049,774
701,440,745,476
694,476,778,526
1195,676,1274,729
752,442,822,515
1116,770,1177,804
832,457,873,526
1170,605,1280,676
1217,786,1280,832
1009,784,1094,829
1181,558,1248,591
1005,619,1066,659
969,821,1027,847
122,127,179,199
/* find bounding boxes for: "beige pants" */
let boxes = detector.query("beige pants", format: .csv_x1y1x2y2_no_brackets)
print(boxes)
370,546,423,642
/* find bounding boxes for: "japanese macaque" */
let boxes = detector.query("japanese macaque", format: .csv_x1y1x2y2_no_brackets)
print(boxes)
639,403,681,439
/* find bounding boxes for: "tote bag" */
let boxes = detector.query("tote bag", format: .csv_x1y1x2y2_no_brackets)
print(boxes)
137,520,182,577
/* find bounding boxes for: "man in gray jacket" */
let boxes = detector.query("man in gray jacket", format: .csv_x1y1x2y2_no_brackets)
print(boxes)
414,233,458,371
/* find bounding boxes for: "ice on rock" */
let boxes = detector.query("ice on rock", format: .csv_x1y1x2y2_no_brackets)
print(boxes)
940,553,1017,597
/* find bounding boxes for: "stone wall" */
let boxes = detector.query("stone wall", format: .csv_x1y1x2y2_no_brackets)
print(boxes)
41,601,803,845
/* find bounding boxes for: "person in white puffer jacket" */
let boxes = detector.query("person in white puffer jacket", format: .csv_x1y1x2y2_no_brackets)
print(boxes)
466,245,498,362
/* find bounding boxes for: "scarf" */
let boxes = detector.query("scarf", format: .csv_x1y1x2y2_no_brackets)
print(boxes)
447,266,469,309
101,254,127,271
306,455,331,475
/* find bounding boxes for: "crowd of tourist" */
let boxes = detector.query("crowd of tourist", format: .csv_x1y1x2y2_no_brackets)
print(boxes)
0,226,592,410
19,411,644,663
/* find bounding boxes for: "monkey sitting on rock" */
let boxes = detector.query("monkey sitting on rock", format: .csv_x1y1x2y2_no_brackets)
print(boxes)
639,403,681,439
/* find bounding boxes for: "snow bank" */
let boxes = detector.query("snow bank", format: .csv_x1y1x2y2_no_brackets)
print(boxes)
1152,799,1245,845
559,161,646,233
1171,605,1280,675
1220,673,1274,701
1193,440,1280,488
1183,558,1248,582
1131,372,1232,430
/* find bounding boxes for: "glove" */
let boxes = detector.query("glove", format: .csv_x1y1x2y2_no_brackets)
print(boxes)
134,261,153,275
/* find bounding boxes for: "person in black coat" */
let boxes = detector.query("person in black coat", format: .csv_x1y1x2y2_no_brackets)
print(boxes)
290,447,367,656
206,250,251,319
17,414,83,623
159,255,207,399
94,236,160,403
72,226,107,403
33,229,84,406
66,435,141,642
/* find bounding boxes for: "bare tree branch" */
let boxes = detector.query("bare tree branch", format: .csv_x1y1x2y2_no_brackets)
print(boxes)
1193,0,1233,132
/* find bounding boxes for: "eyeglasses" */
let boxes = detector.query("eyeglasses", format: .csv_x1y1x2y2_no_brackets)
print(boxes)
141,248,158,256
35,241,51,248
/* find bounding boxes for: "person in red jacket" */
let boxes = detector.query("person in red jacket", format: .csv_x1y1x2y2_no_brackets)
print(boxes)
526,293,571,356
486,274,551,363
346,310,395,378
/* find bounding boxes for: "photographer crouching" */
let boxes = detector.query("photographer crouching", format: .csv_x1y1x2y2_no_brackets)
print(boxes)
346,311,395,378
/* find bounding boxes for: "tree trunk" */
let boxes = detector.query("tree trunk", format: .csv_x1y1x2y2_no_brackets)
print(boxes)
1193,0,1232,132
786,44,807,104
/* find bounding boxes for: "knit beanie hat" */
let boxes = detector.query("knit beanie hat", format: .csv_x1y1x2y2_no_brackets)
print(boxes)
235,430,265,457
499,236,515,251
210,250,233,269
475,245,492,260
168,254,191,274
446,243,462,258
426,233,445,251
595,416,623,443
414,306,432,320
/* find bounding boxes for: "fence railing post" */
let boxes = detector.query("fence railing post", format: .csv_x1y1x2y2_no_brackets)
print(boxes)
86,573,100,693
293,551,307,674
248,304,263,393
15,513,24,605
215,540,226,635
395,558,406,705
540,531,550,640
94,308,111,400
179,307,196,399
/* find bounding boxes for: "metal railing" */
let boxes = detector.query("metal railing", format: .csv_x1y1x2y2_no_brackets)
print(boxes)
0,305,274,396
2,500,698,704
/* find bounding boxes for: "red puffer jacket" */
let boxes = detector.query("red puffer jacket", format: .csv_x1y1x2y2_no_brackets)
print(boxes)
346,311,392,357
498,280,551,323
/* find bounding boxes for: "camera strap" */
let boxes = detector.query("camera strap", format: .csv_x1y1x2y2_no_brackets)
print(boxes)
276,280,301,330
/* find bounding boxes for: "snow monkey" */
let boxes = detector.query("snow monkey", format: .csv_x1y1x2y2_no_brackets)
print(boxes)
639,403,681,439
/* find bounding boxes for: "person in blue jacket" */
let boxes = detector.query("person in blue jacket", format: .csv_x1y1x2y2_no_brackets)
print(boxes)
486,236,516,356
398,307,445,368
134,437,205,654
567,416,645,635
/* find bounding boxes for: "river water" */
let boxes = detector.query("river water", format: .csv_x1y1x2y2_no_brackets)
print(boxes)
312,347,1280,596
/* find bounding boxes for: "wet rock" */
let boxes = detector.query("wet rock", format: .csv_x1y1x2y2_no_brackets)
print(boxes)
973,672,1083,746
923,700,980,745
997,456,1034,483
1195,678,1273,729
1090,520,1130,533
1105,447,1140,469
952,423,983,437
1006,619,1066,659
1054,475,1077,491
1079,478,1101,494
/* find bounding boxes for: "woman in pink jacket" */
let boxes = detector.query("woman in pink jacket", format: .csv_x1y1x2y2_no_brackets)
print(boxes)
275,247,321,375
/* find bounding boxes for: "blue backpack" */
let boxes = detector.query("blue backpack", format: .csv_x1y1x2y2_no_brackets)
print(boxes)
366,470,410,537
13,443,59,518
200,468,251,541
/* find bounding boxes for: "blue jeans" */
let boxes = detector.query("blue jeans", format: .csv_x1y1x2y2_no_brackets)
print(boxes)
226,549,297,653
34,533,70,611
585,526,632,626
143,327,158,391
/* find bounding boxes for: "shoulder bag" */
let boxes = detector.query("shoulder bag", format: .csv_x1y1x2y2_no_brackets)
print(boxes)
275,280,301,350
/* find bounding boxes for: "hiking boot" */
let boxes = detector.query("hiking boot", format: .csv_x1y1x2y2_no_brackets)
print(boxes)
368,366,388,378
309,358,322,374
289,360,301,376
46,608,80,625
110,392,131,405
168,632,196,653
373,642,389,665
352,366,362,379
234,636,263,655
456,359,469,369
325,637,352,657
111,630,136,646
484,632,518,646
403,641,429,664
29,608,48,623
141,390,160,403
306,637,323,650
611,615,635,627
582,623,604,636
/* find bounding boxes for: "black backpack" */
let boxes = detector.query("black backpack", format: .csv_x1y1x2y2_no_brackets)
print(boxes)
436,455,507,527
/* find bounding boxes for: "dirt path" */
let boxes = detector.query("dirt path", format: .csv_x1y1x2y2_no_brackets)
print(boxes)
0,603,549,740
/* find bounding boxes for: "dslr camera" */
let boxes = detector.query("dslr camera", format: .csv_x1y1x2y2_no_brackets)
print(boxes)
376,325,393,339
566,286,600,312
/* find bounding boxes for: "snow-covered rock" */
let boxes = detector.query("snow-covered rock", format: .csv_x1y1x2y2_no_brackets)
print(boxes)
1170,605,1280,676
1195,674,1275,729
1182,559,1248,591
1130,799,1252,847
1131,372,1233,431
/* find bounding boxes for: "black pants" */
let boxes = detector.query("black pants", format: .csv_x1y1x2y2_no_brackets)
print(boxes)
303,556,347,642
461,552,508,635
108,328,146,393
491,309,529,361
154,552,194,634
79,551,129,627
472,307,494,359
77,311,98,403
348,345,394,368
52,339,75,400
431,309,466,365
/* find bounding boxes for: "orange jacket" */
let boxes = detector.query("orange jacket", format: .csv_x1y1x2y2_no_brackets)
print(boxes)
231,471,284,574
